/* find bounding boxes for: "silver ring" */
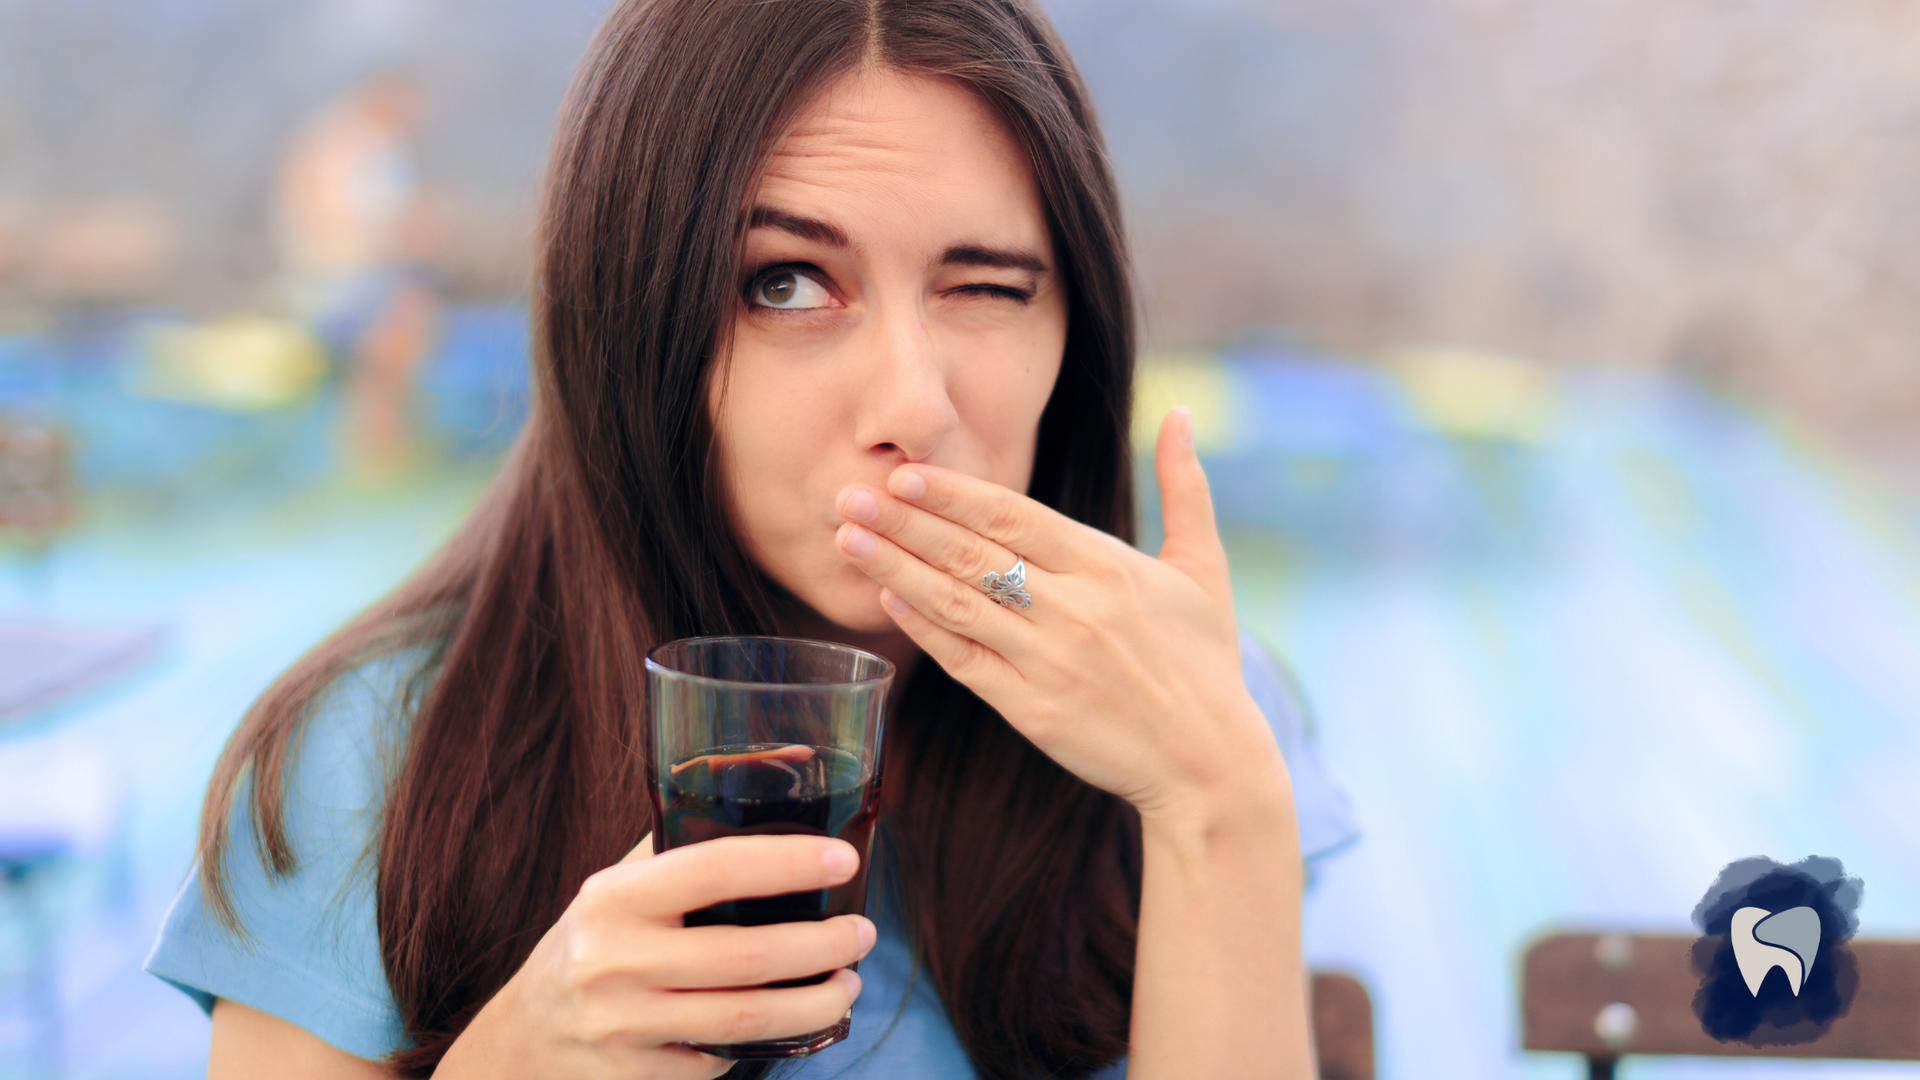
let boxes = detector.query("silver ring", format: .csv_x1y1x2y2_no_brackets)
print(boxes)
982,559,1032,609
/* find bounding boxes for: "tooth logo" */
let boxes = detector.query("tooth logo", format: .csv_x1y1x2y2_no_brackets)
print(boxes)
1692,857,1860,1046
1729,905,1821,997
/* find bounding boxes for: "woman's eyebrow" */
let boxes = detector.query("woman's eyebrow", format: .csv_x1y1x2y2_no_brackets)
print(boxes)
748,206,850,247
748,207,1047,274
940,245,1048,274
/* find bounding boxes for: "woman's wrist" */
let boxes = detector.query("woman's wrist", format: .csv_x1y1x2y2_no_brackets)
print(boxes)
1128,712,1311,1080
1132,694,1297,843
1137,760,1297,863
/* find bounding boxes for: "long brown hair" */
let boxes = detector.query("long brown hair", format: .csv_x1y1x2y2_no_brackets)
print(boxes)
198,2,1138,1077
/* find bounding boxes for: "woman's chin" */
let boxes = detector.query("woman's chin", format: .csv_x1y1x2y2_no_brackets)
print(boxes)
794,582,897,636
830,602,902,637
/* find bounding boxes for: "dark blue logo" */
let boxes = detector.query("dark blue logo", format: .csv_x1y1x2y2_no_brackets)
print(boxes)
1690,855,1863,1045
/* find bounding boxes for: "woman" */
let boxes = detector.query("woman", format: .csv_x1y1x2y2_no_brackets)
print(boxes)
147,1,1359,1077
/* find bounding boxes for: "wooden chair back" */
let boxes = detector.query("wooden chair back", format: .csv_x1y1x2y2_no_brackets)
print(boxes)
1311,970,1375,1080
1522,932,1920,1078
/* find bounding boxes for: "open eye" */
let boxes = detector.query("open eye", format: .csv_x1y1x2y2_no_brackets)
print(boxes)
750,269,833,310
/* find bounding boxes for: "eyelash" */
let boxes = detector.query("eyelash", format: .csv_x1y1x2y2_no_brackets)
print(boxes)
741,264,1035,309
953,283,1035,305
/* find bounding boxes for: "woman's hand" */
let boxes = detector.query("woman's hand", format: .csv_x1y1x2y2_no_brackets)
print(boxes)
837,407,1314,1078
437,834,875,1080
834,408,1286,824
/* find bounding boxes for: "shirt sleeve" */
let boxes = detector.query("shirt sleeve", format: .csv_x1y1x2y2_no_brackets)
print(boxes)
1239,630,1361,868
144,652,421,1061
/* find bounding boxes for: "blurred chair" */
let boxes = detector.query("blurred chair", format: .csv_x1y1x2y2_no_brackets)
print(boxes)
1311,970,1374,1080
0,735,126,1077
1521,931,1920,1078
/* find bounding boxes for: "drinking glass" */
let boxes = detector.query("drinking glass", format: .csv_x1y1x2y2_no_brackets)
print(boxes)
644,635,894,1059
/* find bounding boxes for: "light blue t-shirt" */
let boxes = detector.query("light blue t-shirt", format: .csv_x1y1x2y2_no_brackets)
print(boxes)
146,632,1359,1075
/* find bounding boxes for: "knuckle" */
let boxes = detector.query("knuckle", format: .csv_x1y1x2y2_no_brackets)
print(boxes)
721,998,775,1043
824,975,861,1017
878,497,915,533
579,866,612,897
840,922,871,960
929,580,978,628
938,529,986,574
574,871,615,918
839,920,869,962
563,934,605,985
984,496,1024,539
719,935,776,981
866,536,899,572
687,857,738,904
802,926,851,974
919,481,955,514
950,639,991,678
872,542,915,585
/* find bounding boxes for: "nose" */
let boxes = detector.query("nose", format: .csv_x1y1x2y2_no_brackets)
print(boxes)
852,297,958,463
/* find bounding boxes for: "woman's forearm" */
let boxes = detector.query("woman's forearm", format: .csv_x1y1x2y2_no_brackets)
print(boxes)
1126,740,1314,1080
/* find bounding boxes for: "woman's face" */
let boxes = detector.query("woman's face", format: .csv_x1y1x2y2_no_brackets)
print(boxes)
710,68,1067,635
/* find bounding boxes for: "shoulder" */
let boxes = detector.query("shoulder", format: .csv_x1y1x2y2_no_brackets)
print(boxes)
238,640,443,890
145,644,442,1062
281,645,437,827
1236,630,1361,865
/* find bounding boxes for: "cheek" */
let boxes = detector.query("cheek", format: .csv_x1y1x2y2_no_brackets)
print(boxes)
709,339,894,631
710,354,820,555
948,314,1066,485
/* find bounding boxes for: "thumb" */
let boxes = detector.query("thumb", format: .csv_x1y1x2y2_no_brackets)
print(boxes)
619,831,659,865
1154,407,1229,593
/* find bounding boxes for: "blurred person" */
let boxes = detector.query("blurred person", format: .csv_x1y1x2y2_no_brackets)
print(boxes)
0,419,74,540
275,77,439,477
147,2,1357,1078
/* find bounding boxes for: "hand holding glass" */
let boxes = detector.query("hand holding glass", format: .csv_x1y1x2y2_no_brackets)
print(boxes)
645,636,893,1059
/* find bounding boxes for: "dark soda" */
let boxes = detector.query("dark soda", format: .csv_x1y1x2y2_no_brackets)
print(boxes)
659,743,879,944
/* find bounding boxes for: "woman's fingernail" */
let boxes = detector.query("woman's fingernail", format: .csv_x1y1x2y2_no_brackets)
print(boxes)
837,968,863,997
842,486,878,523
823,843,858,877
840,524,876,559
855,916,877,952
891,469,926,499
881,589,911,616
1173,405,1194,448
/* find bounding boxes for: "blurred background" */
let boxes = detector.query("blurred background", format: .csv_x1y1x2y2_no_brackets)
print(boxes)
2,0,1918,1077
